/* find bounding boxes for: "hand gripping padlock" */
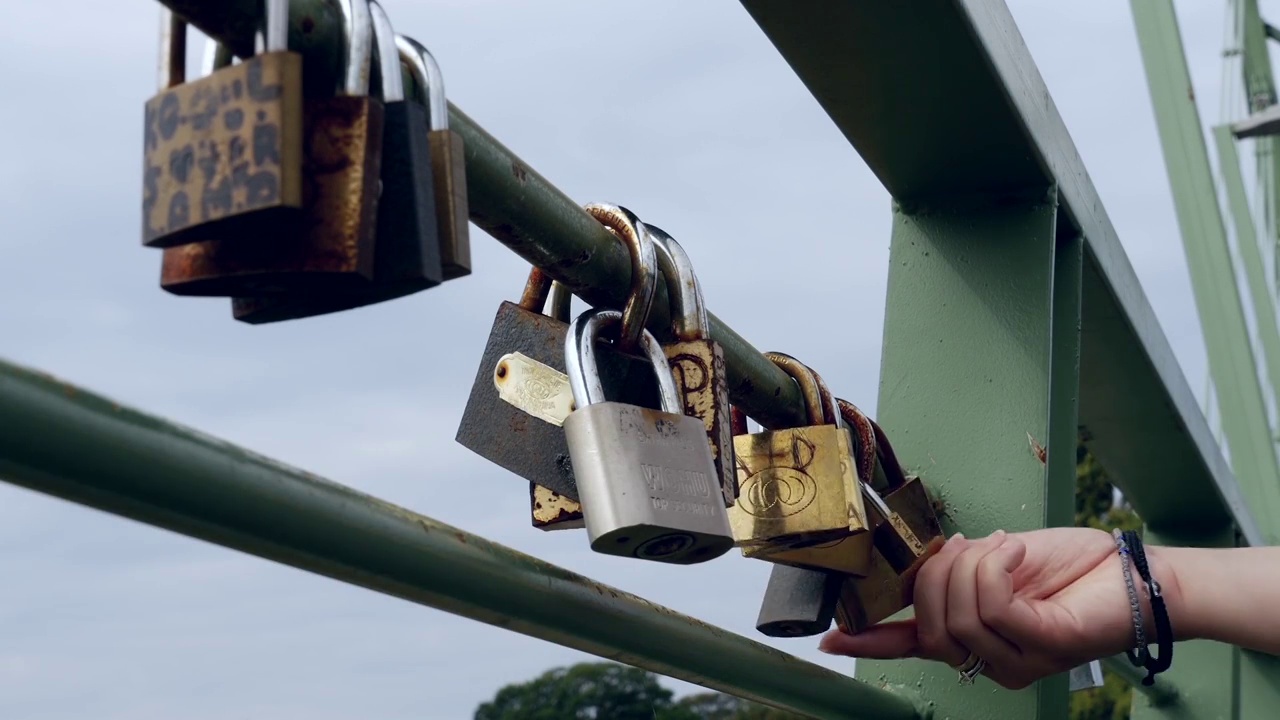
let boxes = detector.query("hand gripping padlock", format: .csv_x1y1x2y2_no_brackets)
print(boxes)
643,224,736,508
455,204,659,502
160,0,384,297
142,3,303,249
229,3,445,324
728,353,869,556
563,307,734,564
397,35,470,280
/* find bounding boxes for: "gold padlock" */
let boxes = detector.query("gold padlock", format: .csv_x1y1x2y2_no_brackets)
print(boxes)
741,366,875,575
142,3,304,249
643,223,736,507
834,477,946,632
728,353,870,556
832,403,946,633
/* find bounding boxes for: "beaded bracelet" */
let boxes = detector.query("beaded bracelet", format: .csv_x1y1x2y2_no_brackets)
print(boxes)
1111,529,1149,665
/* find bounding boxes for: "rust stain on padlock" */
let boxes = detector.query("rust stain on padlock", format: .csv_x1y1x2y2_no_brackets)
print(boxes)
531,484,584,530
159,98,383,296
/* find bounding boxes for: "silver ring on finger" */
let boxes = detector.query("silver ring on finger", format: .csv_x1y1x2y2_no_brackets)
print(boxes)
957,656,987,685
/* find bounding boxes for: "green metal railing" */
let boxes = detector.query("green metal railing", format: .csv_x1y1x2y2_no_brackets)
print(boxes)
0,1,1275,718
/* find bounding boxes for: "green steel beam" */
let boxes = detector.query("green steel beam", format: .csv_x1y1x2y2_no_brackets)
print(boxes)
1215,125,1280,433
1131,0,1280,542
1240,0,1280,286
1130,526,1238,720
852,191,1075,718
736,0,1261,542
157,0,806,432
0,360,921,720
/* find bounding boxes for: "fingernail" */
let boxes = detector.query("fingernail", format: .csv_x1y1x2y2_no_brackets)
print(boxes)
992,529,1006,540
953,532,965,541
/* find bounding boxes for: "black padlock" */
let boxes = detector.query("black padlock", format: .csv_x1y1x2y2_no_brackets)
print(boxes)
231,0,444,324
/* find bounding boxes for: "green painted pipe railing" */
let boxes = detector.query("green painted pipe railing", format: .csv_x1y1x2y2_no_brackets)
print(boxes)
0,361,920,720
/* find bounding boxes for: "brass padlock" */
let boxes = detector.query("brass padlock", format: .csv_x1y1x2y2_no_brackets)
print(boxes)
643,223,736,508
142,3,304,249
741,365,875,576
728,353,870,556
160,0,385,297
397,35,470,280
528,282,587,532
832,402,945,633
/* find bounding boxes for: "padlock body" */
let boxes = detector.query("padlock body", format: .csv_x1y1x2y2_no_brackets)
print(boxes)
729,425,867,549
228,100,444,324
833,476,946,633
665,338,736,507
160,96,385,297
754,563,841,638
428,129,471,280
454,302,660,501
142,52,304,249
564,402,733,564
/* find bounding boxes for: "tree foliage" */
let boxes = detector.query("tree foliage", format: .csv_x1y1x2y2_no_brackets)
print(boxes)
475,443,1140,719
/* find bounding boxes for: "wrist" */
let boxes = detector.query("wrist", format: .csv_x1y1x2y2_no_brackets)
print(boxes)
1141,544,1191,642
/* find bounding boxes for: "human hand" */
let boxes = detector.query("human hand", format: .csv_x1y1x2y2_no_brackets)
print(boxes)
817,527,1157,689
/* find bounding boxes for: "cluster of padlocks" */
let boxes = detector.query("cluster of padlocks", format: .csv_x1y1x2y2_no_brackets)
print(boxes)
142,0,468,323
138,0,945,640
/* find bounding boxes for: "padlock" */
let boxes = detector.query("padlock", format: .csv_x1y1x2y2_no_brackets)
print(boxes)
728,353,870,558
832,401,946,633
142,2,303,249
741,366,876,576
396,35,470,280
563,307,734,564
642,223,736,508
229,2,444,324
455,204,658,502
528,281,587,532
755,563,843,638
160,0,384,297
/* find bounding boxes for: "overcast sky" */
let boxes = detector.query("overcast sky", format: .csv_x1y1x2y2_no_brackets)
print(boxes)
0,0,1260,718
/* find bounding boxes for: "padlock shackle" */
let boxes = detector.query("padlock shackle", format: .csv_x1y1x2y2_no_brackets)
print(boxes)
395,35,450,132
643,223,708,342
582,203,657,356
763,352,829,428
337,0,374,97
158,8,186,91
565,308,682,414
517,267,571,322
199,0,288,77
368,0,403,103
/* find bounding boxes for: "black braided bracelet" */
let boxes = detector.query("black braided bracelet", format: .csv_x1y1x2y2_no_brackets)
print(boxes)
1122,530,1173,685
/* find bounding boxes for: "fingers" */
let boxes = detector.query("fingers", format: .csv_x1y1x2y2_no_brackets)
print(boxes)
912,532,983,667
975,537,1046,649
818,620,919,659
947,533,1025,676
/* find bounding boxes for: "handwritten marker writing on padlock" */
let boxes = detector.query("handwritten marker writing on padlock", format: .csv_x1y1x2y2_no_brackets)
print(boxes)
643,223,736,508
562,308,734,564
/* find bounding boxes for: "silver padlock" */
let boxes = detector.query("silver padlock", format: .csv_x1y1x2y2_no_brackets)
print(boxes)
563,307,735,564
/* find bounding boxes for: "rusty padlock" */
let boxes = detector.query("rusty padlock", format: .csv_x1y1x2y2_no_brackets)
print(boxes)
229,2,446,323
142,3,304,250
160,0,384,297
455,204,658,503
